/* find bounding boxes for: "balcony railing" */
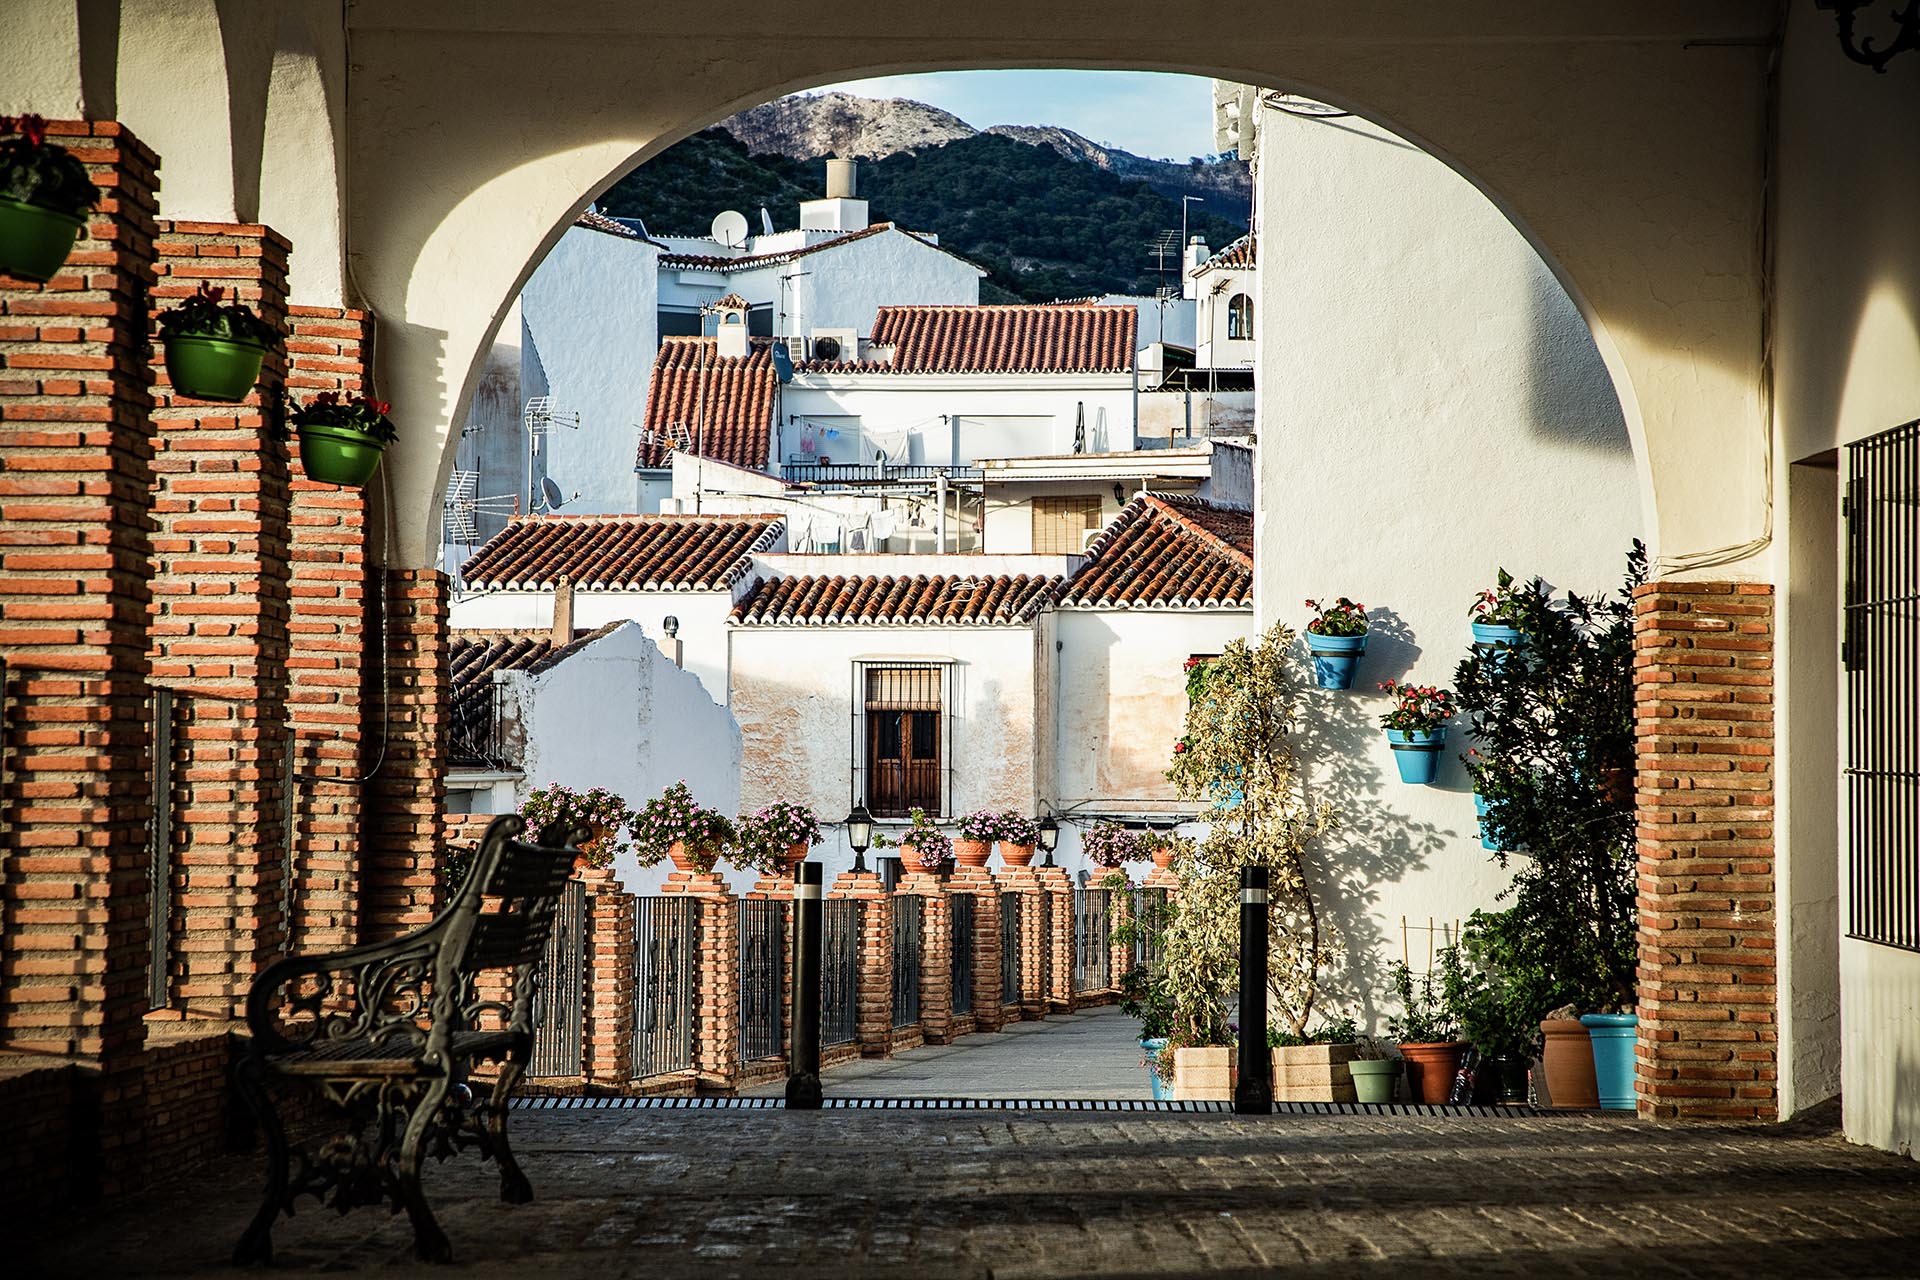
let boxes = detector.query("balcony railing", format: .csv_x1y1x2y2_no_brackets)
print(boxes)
782,462,982,486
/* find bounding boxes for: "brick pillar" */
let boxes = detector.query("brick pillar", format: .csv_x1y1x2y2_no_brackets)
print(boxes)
285,306,373,952
897,871,951,1044
360,568,446,939
1036,865,1077,1012
146,222,294,1016
0,120,160,1193
582,876,635,1085
1633,581,1778,1121
660,870,736,1090
953,867,1003,1032
992,867,1049,1019
831,870,892,1058
1143,864,1180,894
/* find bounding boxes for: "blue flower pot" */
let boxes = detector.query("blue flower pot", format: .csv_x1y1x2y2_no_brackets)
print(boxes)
1580,1013,1639,1111
1473,791,1499,850
1141,1038,1170,1101
1387,728,1445,785
1305,632,1367,690
1471,622,1525,668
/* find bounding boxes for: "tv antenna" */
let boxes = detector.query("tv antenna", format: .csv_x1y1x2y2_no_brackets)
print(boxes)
443,470,520,589
523,396,580,513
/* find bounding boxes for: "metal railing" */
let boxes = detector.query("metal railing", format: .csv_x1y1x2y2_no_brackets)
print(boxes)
1073,888,1112,992
633,895,699,1078
823,898,860,1047
1000,892,1021,1008
1131,888,1169,973
950,893,975,1016
891,895,921,1028
738,900,786,1061
782,462,983,486
529,880,587,1077
148,688,175,1010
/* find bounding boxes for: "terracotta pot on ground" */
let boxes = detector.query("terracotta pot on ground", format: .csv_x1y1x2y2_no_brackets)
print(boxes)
1271,1043,1358,1103
1171,1046,1236,1102
1540,1019,1599,1108
999,842,1035,867
953,839,993,868
667,841,716,874
1398,1041,1468,1104
1151,847,1175,869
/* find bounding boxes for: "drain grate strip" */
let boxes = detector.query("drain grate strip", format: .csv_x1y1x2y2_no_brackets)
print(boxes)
511,1095,1544,1117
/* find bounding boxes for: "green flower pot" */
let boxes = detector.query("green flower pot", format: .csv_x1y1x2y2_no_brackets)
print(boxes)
1348,1057,1399,1104
163,335,266,403
296,423,387,488
0,195,87,283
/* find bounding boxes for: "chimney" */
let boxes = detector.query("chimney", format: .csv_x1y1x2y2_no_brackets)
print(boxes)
825,158,857,199
1182,236,1211,300
550,574,574,647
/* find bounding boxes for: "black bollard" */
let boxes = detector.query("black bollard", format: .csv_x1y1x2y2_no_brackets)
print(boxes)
785,861,824,1109
1234,864,1273,1115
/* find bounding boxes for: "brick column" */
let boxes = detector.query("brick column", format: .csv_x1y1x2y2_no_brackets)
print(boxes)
953,866,1003,1032
1106,874,1135,996
660,870,736,1090
0,120,160,1193
831,870,892,1058
992,867,1050,1019
285,306,373,952
146,222,294,1016
1036,865,1077,1012
898,870,952,1044
582,876,635,1085
1633,581,1777,1121
360,568,446,939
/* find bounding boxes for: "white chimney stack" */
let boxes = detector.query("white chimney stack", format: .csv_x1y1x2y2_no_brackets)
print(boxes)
1182,236,1211,300
800,158,869,234
825,158,857,199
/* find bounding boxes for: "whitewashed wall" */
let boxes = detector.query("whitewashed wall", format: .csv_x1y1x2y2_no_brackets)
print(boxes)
1137,387,1254,443
780,375,1137,466
1194,264,1256,368
1253,102,1645,1025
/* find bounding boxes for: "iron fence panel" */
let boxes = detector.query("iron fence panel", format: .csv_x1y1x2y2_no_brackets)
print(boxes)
823,898,859,1047
1073,888,1112,993
738,899,786,1061
892,895,921,1027
633,895,699,1078
1000,892,1021,1007
529,880,586,1077
1132,888,1169,973
950,893,975,1015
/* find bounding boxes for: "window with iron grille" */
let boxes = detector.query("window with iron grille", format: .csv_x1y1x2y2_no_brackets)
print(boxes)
1845,418,1920,953
853,661,953,818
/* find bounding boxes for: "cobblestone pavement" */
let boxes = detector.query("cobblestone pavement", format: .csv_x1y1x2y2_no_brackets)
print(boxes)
22,1104,1920,1278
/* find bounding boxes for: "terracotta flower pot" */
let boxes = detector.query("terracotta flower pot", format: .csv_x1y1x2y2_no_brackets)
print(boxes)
953,838,993,868
1150,847,1174,869
667,841,716,874
999,842,1035,867
1540,1018,1599,1109
1398,1041,1468,1104
780,842,809,869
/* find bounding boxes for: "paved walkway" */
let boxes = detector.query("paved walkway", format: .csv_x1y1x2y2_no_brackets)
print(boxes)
22,1102,1920,1277
744,1006,1151,1099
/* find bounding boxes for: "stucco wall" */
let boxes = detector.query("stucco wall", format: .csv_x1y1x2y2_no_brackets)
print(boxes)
1253,99,1645,1024
1138,388,1254,443
780,377,1137,465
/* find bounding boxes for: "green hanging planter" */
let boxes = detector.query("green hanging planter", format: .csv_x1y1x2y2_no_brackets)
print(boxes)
0,195,87,284
163,335,267,403
296,423,387,488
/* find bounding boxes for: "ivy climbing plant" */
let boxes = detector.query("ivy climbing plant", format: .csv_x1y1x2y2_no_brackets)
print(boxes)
1163,622,1337,1043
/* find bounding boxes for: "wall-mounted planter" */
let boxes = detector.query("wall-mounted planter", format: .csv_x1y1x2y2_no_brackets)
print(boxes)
296,423,387,487
1387,727,1446,784
1348,1056,1399,1104
0,195,88,283
1470,621,1525,667
1580,1012,1639,1111
1305,633,1366,689
163,335,266,403
1473,791,1498,849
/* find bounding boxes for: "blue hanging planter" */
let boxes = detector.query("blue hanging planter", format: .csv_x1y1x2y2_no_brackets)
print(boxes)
1386,727,1446,784
1580,1013,1639,1111
1471,622,1525,668
1305,632,1367,689
1473,791,1499,850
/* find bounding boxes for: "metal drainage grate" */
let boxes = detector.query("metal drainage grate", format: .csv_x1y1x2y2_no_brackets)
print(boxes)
511,1095,1546,1117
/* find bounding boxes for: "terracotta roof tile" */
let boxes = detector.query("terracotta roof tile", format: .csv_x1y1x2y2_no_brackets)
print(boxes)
1056,494,1253,610
863,304,1136,375
659,223,984,274
573,210,661,244
1192,233,1255,275
460,513,783,591
448,631,552,765
731,573,1059,626
711,292,751,309
636,336,775,470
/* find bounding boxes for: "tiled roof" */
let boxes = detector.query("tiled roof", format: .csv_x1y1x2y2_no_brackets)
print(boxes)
636,337,775,470
1192,234,1255,275
460,513,783,591
573,210,661,244
711,292,750,310
660,223,984,275
1055,494,1254,610
731,573,1060,626
801,303,1137,375
449,631,552,766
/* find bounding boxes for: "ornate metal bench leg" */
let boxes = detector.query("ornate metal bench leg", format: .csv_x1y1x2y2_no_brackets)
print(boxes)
395,1081,454,1263
489,1061,534,1205
231,1060,286,1266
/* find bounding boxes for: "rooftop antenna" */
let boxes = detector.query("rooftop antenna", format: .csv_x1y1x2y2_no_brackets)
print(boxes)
523,395,580,514
1148,228,1181,283
442,470,520,588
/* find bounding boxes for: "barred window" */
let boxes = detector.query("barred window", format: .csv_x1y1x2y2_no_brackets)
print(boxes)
853,662,951,817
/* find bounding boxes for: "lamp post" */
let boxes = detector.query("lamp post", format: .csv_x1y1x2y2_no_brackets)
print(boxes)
844,806,874,874
1816,0,1919,71
1037,815,1059,868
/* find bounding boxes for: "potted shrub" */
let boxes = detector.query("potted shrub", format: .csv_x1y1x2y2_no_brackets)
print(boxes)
1377,679,1454,785
1302,597,1369,690
1347,1042,1400,1104
1117,962,1176,1100
881,807,951,876
995,812,1039,866
633,780,734,874
953,810,1000,867
736,800,820,874
157,283,280,402
1386,958,1467,1104
289,391,396,488
1268,1015,1361,1103
1082,820,1141,873
1142,829,1180,870
519,783,635,875
0,114,98,283
1444,923,1540,1104
1470,569,1529,663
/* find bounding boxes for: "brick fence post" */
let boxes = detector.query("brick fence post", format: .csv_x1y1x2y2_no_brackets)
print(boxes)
1633,581,1777,1122
0,119,161,1195
147,221,294,1017
898,870,952,1044
361,568,446,939
953,866,1003,1032
660,869,736,1091
831,869,892,1058
582,877,635,1086
992,866,1050,1019
1036,865,1077,1012
1106,874,1135,998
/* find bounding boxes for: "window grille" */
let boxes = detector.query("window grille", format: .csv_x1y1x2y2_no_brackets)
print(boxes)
1845,418,1920,953
852,661,954,818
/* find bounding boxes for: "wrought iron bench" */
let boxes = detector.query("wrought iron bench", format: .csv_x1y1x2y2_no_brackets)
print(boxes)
232,813,586,1264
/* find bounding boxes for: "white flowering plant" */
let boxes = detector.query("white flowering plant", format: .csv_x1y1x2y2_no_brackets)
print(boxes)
631,780,735,871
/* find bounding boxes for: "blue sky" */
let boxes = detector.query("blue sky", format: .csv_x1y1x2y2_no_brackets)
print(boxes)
821,71,1218,162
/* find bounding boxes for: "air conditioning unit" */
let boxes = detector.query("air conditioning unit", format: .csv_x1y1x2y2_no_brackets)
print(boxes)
809,328,858,363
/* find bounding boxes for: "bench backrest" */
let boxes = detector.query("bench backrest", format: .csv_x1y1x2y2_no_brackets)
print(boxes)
438,814,585,1042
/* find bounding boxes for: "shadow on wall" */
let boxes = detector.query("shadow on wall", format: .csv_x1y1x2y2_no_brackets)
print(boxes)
1292,647,1447,1029
1525,260,1632,457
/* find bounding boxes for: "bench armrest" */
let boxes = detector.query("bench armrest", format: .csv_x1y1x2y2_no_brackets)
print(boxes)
244,923,451,1060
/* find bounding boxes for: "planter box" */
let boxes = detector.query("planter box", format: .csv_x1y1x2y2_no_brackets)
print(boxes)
1171,1046,1235,1101
1271,1043,1358,1103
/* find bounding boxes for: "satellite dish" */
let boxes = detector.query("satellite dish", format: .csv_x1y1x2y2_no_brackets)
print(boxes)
539,476,566,512
759,207,775,236
771,343,794,384
711,210,749,248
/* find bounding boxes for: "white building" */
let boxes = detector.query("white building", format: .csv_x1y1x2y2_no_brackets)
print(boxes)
1187,234,1256,370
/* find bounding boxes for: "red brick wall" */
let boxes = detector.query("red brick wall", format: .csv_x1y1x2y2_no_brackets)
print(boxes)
583,879,635,1083
832,870,894,1057
0,1065,78,1214
1634,581,1778,1121
139,1028,236,1176
360,568,447,938
147,222,294,1016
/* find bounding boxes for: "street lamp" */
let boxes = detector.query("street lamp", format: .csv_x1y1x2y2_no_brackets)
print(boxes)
844,805,874,874
1816,0,1918,72
1036,815,1059,867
